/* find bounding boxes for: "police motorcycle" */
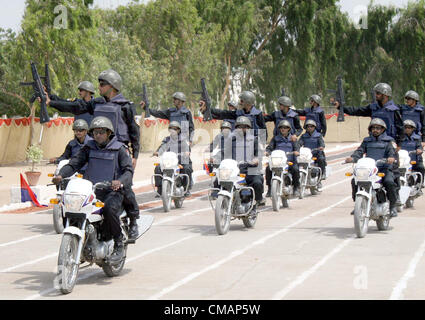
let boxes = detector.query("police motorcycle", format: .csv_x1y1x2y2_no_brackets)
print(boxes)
48,160,76,234
268,150,295,211
347,158,392,238
209,159,257,235
51,177,153,294
297,147,322,199
398,149,423,208
152,151,189,212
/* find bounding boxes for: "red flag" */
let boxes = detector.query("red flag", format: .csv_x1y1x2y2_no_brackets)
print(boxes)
20,174,47,207
203,160,210,175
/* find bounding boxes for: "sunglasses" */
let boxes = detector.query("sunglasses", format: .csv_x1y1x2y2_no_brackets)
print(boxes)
236,125,250,129
92,129,107,135
73,129,86,133
99,81,110,87
405,97,414,101
370,126,383,130
404,126,415,129
306,125,315,128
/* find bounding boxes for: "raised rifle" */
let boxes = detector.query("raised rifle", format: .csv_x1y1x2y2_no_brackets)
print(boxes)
281,88,286,96
193,78,212,122
20,62,50,124
41,64,52,96
327,75,345,122
137,84,150,117
371,88,376,104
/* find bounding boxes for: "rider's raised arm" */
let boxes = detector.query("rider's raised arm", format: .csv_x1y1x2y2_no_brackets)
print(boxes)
149,108,170,120
117,146,134,187
341,104,372,117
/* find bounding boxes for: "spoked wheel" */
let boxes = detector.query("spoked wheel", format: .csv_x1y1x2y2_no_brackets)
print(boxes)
102,244,128,277
242,205,258,228
162,180,172,212
299,172,306,199
354,195,369,238
271,180,281,212
215,195,231,235
53,204,64,234
57,234,80,294
376,203,390,231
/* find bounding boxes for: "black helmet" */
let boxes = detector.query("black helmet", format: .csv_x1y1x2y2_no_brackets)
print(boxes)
89,116,114,133
72,119,89,131
235,116,252,128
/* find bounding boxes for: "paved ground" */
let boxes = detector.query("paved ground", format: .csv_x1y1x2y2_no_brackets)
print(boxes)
1,143,424,300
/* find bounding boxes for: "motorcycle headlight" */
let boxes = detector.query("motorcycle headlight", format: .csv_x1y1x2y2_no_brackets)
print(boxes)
271,157,283,168
355,168,371,181
219,168,233,181
64,194,86,212
162,158,175,169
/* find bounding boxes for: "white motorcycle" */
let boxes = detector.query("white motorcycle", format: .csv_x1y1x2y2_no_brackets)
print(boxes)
297,147,322,199
209,159,257,235
398,150,423,208
268,150,295,211
349,158,391,238
152,151,189,212
52,179,153,294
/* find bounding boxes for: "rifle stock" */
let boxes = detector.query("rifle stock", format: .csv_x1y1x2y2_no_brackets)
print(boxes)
141,84,150,117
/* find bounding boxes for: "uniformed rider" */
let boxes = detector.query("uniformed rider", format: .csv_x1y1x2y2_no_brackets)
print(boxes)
52,116,134,263
345,118,398,217
295,95,327,137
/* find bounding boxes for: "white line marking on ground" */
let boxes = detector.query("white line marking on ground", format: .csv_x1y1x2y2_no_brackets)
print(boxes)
272,236,355,300
389,237,425,300
147,196,352,300
24,235,198,300
0,253,57,273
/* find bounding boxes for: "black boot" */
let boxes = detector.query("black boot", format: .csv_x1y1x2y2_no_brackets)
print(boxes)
266,188,271,198
128,218,139,241
110,237,124,263
390,206,398,218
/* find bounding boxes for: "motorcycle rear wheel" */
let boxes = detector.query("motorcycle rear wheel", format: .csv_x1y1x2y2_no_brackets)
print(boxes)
354,195,369,238
215,195,231,235
57,234,80,294
103,244,128,277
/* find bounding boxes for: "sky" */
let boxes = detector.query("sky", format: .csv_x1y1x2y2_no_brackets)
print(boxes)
0,0,414,34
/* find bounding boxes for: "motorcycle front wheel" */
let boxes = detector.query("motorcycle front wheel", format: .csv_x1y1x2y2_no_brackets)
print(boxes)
53,204,64,234
162,180,172,212
57,234,80,294
354,195,369,238
299,172,306,199
215,195,231,235
271,180,281,212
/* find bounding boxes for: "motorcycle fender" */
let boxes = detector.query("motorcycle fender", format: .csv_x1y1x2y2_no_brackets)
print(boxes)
217,190,232,199
162,176,174,184
271,176,282,183
63,226,85,239
356,190,371,200
299,168,308,175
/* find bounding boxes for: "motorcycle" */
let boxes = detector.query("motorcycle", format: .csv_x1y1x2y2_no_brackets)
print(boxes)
209,159,257,235
348,158,391,238
398,150,423,208
152,151,189,212
268,150,295,211
297,147,322,199
52,179,153,294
